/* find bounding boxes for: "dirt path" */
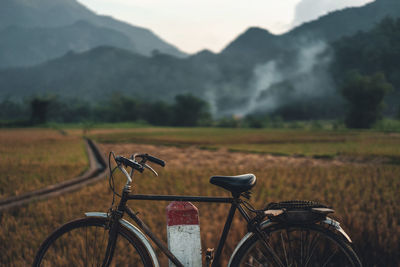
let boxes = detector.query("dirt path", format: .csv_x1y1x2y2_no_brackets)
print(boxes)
0,139,107,211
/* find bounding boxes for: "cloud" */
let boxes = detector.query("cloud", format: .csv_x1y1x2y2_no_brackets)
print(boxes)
291,0,374,27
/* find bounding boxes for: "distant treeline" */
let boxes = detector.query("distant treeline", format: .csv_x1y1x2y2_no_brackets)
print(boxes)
0,93,211,127
0,93,290,128
1,91,399,130
0,93,329,127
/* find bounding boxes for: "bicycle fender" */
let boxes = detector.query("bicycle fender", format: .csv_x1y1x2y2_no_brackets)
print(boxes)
227,218,352,266
322,217,352,243
85,212,160,267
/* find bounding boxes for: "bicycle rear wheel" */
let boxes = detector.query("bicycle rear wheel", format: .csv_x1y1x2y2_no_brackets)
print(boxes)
33,216,154,267
230,223,362,267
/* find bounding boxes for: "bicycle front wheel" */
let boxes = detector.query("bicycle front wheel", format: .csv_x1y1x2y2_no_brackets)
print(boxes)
33,216,154,267
230,223,362,267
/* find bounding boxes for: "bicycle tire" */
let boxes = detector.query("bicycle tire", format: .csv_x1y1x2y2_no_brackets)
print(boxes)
33,216,155,267
230,223,362,267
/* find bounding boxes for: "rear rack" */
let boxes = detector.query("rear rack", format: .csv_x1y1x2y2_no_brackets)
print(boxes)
264,200,334,224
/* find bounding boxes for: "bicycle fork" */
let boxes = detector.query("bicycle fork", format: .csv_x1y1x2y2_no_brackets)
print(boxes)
101,210,123,267
102,187,129,267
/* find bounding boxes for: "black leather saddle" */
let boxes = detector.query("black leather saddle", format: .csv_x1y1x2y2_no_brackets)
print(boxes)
209,174,256,194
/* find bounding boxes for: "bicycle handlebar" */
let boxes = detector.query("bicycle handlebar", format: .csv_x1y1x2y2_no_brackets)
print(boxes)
112,152,166,186
115,156,145,173
136,154,165,167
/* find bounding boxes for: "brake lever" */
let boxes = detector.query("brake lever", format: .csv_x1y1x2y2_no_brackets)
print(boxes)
143,163,158,176
129,155,135,177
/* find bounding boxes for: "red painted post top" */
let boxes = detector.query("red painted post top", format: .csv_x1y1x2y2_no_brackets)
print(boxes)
166,201,200,226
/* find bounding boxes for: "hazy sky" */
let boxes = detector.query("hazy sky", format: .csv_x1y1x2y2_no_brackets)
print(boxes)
78,0,374,54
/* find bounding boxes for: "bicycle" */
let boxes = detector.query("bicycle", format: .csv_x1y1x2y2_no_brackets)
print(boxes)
33,151,362,266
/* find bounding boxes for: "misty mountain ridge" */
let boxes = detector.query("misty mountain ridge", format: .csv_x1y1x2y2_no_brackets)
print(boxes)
0,46,210,102
0,21,136,68
0,0,94,30
214,0,400,116
221,0,400,62
1,0,400,118
0,0,186,67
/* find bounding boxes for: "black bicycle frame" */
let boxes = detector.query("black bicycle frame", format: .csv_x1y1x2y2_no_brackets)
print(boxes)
112,189,252,267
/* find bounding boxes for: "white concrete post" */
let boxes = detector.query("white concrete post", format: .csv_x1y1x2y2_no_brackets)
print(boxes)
166,201,202,267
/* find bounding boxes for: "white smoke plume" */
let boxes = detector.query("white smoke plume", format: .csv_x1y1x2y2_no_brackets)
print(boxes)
230,40,335,116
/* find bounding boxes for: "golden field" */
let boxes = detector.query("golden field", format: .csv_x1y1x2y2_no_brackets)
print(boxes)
0,129,87,198
91,127,400,161
0,127,399,266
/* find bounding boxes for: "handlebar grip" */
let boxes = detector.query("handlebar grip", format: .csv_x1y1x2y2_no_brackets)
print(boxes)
115,156,144,172
145,154,166,167
136,153,165,167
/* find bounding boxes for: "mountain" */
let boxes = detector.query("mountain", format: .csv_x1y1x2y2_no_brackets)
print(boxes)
1,0,400,118
288,0,400,42
0,0,93,29
0,0,186,67
221,0,400,62
221,27,287,67
0,46,211,101
0,21,135,68
223,28,279,55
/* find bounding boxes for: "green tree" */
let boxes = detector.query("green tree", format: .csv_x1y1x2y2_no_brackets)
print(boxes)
341,71,393,128
397,105,400,120
245,114,264,128
172,94,211,126
144,101,173,126
47,97,92,123
0,99,27,121
94,93,140,122
30,98,50,124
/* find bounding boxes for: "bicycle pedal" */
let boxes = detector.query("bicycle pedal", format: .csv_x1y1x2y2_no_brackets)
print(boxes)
205,248,214,267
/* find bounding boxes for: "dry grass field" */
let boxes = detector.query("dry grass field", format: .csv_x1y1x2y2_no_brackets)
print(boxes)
0,129,87,198
91,128,400,161
0,127,399,266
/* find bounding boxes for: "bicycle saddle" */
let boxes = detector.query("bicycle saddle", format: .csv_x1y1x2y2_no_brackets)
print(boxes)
210,174,256,194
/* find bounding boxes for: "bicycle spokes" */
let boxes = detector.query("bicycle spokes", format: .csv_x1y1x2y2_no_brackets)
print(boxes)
241,227,357,267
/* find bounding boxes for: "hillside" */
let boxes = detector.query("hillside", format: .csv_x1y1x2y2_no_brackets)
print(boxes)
288,0,400,41
1,0,400,118
0,47,211,102
0,0,185,67
0,21,135,68
221,0,400,62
